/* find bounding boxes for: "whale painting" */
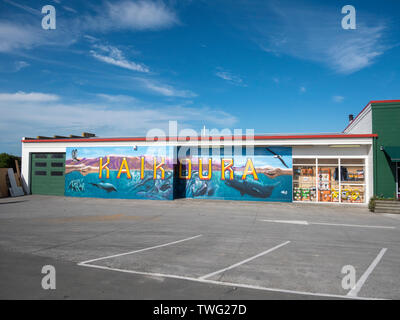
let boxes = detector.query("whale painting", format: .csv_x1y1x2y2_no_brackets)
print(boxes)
175,146,292,202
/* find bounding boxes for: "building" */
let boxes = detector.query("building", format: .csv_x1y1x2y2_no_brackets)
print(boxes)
344,100,400,200
20,100,400,204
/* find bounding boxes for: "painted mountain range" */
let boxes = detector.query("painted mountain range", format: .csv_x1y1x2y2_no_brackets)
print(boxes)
66,156,174,175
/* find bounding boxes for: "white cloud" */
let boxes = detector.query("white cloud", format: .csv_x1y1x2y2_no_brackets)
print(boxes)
15,61,30,71
215,70,246,86
0,91,59,102
85,0,178,32
3,0,41,15
90,44,149,72
0,19,77,53
332,95,344,103
0,93,237,154
0,1,177,56
299,86,306,93
0,21,43,52
63,6,78,14
96,93,136,103
138,78,197,98
255,2,388,74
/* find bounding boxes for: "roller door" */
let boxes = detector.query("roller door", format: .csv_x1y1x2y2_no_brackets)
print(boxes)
31,153,65,195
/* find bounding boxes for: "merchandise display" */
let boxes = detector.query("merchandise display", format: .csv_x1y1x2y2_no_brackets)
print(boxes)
293,158,366,203
293,165,316,202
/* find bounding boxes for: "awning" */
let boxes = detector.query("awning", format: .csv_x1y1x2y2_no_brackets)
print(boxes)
384,146,400,162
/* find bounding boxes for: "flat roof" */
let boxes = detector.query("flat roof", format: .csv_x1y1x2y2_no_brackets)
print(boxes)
22,133,377,143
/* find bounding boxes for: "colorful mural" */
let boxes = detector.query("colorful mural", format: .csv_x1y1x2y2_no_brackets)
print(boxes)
64,146,292,202
175,146,293,202
65,146,174,200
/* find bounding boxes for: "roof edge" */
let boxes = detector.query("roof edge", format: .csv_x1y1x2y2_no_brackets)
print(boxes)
22,133,378,143
343,99,400,132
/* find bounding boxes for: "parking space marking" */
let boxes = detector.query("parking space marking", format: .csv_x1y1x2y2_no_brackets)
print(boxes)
198,241,291,280
347,248,387,297
311,223,395,229
78,262,384,300
260,219,396,229
261,219,309,225
78,234,203,265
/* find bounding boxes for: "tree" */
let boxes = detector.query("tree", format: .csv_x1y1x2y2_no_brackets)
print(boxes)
0,153,21,170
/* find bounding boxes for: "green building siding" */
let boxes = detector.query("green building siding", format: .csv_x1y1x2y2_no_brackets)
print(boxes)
372,102,400,198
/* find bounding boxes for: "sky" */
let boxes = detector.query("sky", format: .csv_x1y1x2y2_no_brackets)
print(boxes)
1,0,400,155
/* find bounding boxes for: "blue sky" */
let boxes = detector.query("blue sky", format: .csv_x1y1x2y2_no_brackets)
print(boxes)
1,0,400,155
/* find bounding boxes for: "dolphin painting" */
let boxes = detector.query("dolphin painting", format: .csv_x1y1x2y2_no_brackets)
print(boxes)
89,182,117,193
224,176,277,199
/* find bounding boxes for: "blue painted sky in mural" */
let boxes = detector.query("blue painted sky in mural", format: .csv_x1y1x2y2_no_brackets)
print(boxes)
2,0,400,155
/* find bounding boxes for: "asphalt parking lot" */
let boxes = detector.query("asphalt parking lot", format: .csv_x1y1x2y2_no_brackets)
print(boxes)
0,195,399,300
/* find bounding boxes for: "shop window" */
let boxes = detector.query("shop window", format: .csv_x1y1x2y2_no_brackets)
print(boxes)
293,165,316,202
341,159,364,165
341,185,365,203
318,158,338,165
293,158,316,165
292,157,366,203
340,165,365,184
318,165,339,202
340,158,365,203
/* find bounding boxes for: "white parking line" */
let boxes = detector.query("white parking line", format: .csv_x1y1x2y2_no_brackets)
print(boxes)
198,241,290,280
347,248,387,297
78,262,384,300
311,222,395,229
78,234,203,265
261,219,309,225
260,219,396,229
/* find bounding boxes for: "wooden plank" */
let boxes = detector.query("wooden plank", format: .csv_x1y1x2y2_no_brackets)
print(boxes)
0,168,9,197
15,159,21,178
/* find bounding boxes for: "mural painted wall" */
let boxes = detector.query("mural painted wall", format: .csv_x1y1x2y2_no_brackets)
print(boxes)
175,146,293,202
65,146,174,200
64,145,292,202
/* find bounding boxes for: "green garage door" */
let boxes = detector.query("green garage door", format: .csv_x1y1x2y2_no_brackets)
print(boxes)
31,153,66,195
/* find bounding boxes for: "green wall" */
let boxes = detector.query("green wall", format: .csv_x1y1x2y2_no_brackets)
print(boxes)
372,102,400,198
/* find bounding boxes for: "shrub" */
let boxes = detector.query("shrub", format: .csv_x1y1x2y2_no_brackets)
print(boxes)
368,197,376,212
0,153,21,171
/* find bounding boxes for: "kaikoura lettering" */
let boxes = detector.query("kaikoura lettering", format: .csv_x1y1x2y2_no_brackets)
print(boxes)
98,156,259,181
